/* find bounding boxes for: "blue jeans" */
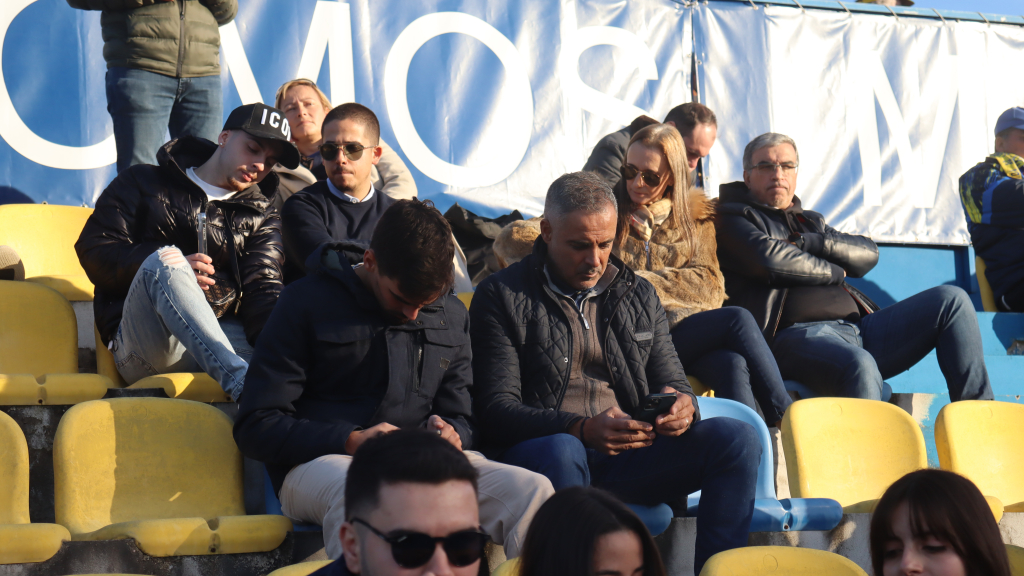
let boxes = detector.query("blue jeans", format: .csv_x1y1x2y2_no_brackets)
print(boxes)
771,285,993,401
111,247,250,401
106,67,223,172
500,418,760,574
672,307,792,424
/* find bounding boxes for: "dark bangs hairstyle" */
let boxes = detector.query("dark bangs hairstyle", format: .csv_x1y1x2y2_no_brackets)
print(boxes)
869,468,1010,576
517,486,666,576
369,199,455,303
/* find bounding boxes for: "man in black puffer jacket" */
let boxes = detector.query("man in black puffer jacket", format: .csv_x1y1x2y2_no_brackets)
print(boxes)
471,171,759,576
76,103,299,401
716,132,992,402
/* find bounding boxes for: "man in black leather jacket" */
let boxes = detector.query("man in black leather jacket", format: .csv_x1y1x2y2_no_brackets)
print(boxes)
76,103,298,400
470,172,759,575
716,132,992,402
234,200,552,561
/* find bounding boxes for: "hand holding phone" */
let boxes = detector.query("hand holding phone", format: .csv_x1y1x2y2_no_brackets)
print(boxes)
632,392,677,424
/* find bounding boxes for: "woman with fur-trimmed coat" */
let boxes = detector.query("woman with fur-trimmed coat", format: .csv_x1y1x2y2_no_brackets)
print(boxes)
613,124,791,426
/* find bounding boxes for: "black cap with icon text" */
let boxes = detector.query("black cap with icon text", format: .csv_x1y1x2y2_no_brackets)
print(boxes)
223,103,301,169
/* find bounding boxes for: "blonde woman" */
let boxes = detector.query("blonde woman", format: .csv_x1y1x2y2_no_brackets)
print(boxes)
614,123,790,426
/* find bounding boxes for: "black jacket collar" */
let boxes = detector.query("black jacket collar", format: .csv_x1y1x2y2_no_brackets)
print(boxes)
156,135,278,212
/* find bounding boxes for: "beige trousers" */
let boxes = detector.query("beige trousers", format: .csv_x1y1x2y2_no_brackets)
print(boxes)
279,450,554,560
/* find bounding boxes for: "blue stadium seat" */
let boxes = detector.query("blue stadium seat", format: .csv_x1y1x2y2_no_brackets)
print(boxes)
686,397,843,532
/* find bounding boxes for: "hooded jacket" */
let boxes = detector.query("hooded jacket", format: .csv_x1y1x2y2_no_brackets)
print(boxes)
66,0,236,78
76,136,285,346
614,186,725,328
714,181,879,342
582,115,659,189
470,238,698,450
233,243,474,494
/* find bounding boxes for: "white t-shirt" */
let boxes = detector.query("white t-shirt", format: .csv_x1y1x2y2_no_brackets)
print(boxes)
187,167,237,200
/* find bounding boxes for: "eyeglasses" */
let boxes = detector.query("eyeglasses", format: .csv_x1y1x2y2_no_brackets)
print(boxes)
621,164,663,187
350,518,489,568
751,161,799,175
319,141,375,162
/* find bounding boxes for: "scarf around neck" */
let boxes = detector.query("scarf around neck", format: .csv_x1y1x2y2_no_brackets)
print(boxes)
629,197,673,242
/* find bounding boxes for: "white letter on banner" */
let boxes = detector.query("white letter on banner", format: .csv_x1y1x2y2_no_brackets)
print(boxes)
559,26,658,126
294,1,355,105
220,21,264,104
0,0,115,169
384,12,533,188
847,50,922,208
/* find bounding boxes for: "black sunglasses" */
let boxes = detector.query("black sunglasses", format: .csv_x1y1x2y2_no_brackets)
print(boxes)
319,141,375,162
351,518,489,568
621,163,663,187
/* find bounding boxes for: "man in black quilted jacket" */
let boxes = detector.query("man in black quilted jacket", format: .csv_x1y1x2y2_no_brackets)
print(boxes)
715,132,992,402
76,103,299,401
470,171,759,575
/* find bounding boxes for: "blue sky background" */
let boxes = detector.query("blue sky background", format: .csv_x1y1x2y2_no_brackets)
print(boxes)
915,0,1022,17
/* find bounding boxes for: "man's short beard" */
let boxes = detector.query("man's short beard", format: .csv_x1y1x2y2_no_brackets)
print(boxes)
225,177,252,193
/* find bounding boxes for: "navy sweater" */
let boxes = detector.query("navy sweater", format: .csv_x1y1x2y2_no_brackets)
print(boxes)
281,181,396,283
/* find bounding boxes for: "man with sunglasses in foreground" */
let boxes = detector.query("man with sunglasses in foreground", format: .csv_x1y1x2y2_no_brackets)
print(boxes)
306,429,488,576
234,199,553,561
715,132,993,402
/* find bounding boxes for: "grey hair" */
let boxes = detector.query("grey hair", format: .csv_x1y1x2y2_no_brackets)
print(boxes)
543,171,617,223
743,133,799,170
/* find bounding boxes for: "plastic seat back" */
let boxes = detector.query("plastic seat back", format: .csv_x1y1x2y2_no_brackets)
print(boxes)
699,546,868,576
53,398,246,535
0,411,30,524
267,561,334,576
976,256,998,312
0,281,78,377
695,397,775,499
0,204,91,277
936,401,1024,510
782,398,926,511
457,292,473,309
1008,544,1024,576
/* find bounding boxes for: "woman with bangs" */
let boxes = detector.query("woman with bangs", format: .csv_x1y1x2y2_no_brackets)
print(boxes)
612,123,791,427
870,468,1010,576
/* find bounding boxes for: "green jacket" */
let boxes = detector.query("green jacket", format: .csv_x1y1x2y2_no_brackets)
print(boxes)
67,0,237,78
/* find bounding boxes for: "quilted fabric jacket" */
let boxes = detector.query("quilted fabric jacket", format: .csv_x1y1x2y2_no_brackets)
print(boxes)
77,136,285,347
715,181,879,343
469,238,699,450
66,0,236,78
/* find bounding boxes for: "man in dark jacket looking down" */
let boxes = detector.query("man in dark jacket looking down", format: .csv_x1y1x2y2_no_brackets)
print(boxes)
234,199,553,561
469,171,759,575
716,132,993,402
76,102,299,401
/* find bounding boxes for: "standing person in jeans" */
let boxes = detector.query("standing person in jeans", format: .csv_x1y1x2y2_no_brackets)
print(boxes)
234,199,552,560
716,132,993,402
470,171,759,575
76,103,299,401
67,0,237,172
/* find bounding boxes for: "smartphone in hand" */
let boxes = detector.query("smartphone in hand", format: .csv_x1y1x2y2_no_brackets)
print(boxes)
632,392,677,424
196,212,208,275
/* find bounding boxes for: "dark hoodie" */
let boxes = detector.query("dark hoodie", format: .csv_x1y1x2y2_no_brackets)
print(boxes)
715,181,879,341
233,243,474,494
76,136,284,346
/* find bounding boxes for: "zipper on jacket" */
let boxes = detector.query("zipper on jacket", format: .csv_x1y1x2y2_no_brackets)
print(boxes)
175,0,186,78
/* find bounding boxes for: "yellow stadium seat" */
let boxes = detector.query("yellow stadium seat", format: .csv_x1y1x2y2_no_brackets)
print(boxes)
936,401,1024,514
1007,544,1024,576
781,398,927,513
0,204,94,301
0,281,78,377
976,256,998,312
53,398,291,556
128,373,229,403
457,291,473,309
686,375,715,397
699,546,868,576
268,560,334,576
0,411,71,564
492,557,520,576
0,374,113,405
95,325,226,401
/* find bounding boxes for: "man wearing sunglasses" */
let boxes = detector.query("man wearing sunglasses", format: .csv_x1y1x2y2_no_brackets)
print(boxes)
235,199,553,563
716,132,992,402
584,102,718,190
304,430,488,576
